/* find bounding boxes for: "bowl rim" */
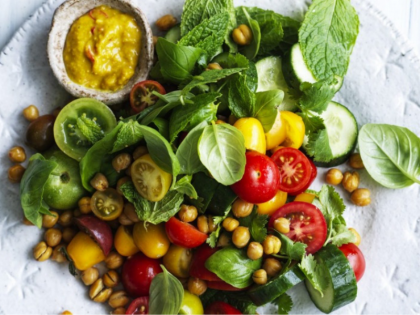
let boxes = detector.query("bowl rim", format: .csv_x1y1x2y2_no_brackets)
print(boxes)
47,0,154,105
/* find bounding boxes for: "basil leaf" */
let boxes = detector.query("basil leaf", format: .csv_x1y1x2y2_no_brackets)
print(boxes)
151,118,169,141
198,123,246,185
205,246,262,288
359,124,420,188
149,266,184,315
171,175,198,199
255,89,284,132
20,154,58,228
111,120,143,153
276,293,293,315
238,206,268,243
236,8,261,60
299,0,359,81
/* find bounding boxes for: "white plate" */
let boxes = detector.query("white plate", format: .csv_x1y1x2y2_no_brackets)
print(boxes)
1,0,420,314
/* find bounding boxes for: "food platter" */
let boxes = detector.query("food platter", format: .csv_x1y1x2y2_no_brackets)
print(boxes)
0,0,420,314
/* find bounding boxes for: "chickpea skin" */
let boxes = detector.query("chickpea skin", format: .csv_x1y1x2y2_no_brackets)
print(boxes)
325,168,344,186
252,269,267,285
8,146,26,163
42,211,59,228
188,277,207,296
44,228,62,247
8,165,25,183
232,198,253,218
263,258,282,277
232,226,250,248
112,153,132,173
342,171,359,193
156,14,177,31
222,217,239,232
263,235,281,255
90,173,109,191
247,242,263,260
232,24,253,45
178,205,198,223
351,188,371,207
349,153,364,169
23,105,39,122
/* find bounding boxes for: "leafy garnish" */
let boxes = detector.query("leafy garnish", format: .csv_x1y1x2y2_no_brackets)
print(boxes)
272,230,307,261
112,120,143,153
276,293,293,315
298,254,327,296
255,89,284,132
238,206,268,243
206,206,231,248
236,7,261,60
200,289,258,314
76,113,104,144
171,175,198,199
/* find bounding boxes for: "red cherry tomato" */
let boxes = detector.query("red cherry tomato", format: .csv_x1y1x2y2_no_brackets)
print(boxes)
207,281,247,291
268,202,327,254
130,80,166,113
126,297,149,314
339,243,366,282
293,159,317,196
231,151,280,204
205,301,242,314
165,217,208,248
121,253,162,297
189,245,221,281
271,147,312,195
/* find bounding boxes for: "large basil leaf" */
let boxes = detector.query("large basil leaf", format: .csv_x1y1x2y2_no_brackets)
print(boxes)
299,0,359,81
254,89,284,133
20,154,58,228
205,246,262,288
149,266,184,314
359,124,420,188
198,123,246,185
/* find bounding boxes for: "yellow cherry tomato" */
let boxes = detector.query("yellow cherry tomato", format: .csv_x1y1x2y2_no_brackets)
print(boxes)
294,192,316,204
179,291,204,315
114,225,140,257
233,117,266,154
91,188,124,221
265,111,287,150
131,154,172,202
133,222,170,259
163,244,193,278
257,190,288,216
280,111,305,149
67,231,105,271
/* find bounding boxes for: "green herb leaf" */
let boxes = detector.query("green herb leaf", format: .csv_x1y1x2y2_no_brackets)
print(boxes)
206,206,231,248
272,230,307,261
171,175,198,199
255,90,284,132
76,113,104,144
151,117,170,141
205,246,262,288
299,80,336,113
276,293,293,315
238,206,268,243
236,8,261,60
329,223,356,247
200,289,258,314
298,254,328,297
149,266,184,315
304,128,333,163
228,74,256,118
112,120,143,153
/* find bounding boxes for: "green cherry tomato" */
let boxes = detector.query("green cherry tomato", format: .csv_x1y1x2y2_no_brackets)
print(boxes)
54,98,117,161
43,149,87,210
179,291,204,315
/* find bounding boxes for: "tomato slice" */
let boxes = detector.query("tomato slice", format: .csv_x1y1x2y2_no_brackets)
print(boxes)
292,159,317,196
130,80,166,113
206,281,247,292
189,245,221,281
268,202,327,254
271,147,312,194
205,301,242,315
91,188,124,221
126,296,149,314
165,217,207,248
339,243,366,282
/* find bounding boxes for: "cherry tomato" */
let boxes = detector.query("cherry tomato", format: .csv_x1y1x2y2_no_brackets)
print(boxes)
114,225,139,257
91,188,124,221
231,151,280,204
165,217,207,248
293,159,317,196
121,253,162,297
163,244,193,278
205,301,242,315
189,245,221,281
268,202,327,254
280,111,305,149
133,222,170,259
126,296,149,314
339,243,366,282
271,147,312,195
206,281,246,291
179,291,204,315
130,80,166,113
233,118,266,154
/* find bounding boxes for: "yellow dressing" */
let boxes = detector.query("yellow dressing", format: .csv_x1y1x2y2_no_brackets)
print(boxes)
63,5,141,91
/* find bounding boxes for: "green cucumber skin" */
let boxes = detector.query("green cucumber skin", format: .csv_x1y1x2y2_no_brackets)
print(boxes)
282,49,303,91
311,141,356,168
306,245,358,314
247,264,305,306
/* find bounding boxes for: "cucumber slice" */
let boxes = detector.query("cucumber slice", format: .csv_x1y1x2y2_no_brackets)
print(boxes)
283,44,343,92
164,24,181,43
255,56,299,111
247,264,304,306
305,245,357,314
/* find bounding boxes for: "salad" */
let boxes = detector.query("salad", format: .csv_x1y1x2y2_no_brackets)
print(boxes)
7,0,420,314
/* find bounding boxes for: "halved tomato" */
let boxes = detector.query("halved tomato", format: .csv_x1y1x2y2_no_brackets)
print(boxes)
205,301,242,315
271,147,312,195
126,296,149,314
293,159,317,196
130,80,166,113
268,202,327,254
165,217,207,248
189,245,221,281
91,188,124,221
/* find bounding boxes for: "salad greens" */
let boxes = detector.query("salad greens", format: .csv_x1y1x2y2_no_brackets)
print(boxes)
276,293,293,315
201,289,258,314
238,206,268,243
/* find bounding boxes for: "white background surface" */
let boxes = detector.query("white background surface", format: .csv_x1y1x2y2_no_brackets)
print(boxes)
0,0,420,52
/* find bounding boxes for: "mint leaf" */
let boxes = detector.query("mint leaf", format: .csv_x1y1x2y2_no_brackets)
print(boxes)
299,254,328,296
112,120,143,153
272,230,307,260
276,293,293,315
238,206,268,243
76,113,104,144
171,175,198,199
228,74,256,118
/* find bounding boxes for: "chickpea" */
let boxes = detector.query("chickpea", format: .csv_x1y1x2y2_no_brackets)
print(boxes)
73,208,82,218
78,197,91,214
247,242,263,260
8,146,26,163
228,115,238,125
90,279,113,303
178,205,198,223
188,277,207,296
133,146,148,160
116,177,131,195
52,244,67,263
90,173,109,191
325,168,343,186
62,227,77,243
125,166,132,177
349,228,361,246
216,232,231,248
263,258,282,277
112,308,126,315
273,217,290,234
349,153,364,169
252,269,267,285
152,35,159,47
197,215,209,234
263,235,281,255
222,217,239,232
81,267,99,286
23,105,39,122
118,213,134,226
61,311,72,315
232,226,250,248
33,241,52,262
206,63,223,71
351,188,371,207
105,251,124,270
124,203,139,223
23,217,34,226
156,14,177,31
208,215,217,233
232,198,253,218
8,164,25,183
42,211,59,228
109,291,129,309
342,171,359,193
112,153,132,173
58,210,73,227
44,228,62,247
232,24,253,45
103,270,119,288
